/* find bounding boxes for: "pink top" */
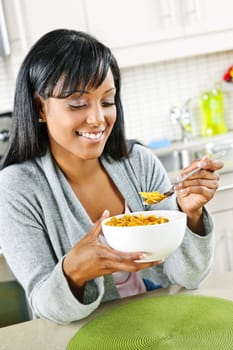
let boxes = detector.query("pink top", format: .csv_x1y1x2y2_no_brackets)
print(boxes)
102,202,146,298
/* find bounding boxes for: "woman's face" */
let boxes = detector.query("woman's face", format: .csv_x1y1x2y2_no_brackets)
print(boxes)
39,69,117,161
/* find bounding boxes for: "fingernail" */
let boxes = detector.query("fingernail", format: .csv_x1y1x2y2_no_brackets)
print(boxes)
102,209,109,217
178,188,188,195
139,253,147,260
198,160,207,168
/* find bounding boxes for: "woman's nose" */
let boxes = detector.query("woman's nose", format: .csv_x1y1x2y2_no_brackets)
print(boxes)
86,104,105,125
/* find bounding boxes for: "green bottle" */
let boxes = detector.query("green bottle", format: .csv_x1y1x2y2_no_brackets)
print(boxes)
199,88,227,137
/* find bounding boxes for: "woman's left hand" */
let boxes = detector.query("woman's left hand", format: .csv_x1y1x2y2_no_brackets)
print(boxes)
176,156,224,234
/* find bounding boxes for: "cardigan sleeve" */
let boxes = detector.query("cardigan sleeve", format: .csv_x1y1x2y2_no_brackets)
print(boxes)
118,144,215,289
0,169,105,324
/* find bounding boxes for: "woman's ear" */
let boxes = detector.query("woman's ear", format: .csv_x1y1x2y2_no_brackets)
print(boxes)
34,93,47,122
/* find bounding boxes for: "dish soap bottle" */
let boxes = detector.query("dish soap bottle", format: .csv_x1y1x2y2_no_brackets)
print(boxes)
199,88,227,137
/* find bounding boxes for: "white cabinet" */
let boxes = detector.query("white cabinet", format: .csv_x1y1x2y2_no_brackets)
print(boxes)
183,0,233,36
84,0,183,48
84,0,233,67
2,0,88,55
3,0,233,67
20,0,88,47
211,211,233,273
85,0,233,46
207,181,233,273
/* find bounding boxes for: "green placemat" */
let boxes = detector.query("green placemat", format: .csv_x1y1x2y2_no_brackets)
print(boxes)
67,294,233,350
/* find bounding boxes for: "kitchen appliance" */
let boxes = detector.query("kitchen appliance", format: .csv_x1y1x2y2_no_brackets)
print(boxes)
0,111,11,159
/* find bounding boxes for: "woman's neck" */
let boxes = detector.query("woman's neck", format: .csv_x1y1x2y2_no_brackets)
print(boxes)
51,150,102,186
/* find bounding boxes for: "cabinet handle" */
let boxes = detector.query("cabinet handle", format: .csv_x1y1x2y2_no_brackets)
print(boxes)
185,0,201,21
161,0,177,25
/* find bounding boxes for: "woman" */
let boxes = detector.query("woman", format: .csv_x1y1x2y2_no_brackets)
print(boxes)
0,29,223,324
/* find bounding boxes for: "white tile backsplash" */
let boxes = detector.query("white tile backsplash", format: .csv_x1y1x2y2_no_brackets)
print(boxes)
121,50,233,145
1,48,233,145
0,55,14,112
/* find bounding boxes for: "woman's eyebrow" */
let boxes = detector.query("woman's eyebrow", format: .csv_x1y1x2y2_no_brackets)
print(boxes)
104,87,116,94
63,87,116,98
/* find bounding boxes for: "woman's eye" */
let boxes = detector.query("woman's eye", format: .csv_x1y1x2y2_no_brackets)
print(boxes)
68,103,86,109
102,101,116,107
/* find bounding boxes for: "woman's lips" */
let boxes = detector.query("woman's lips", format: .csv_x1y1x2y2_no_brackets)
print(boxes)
76,130,104,140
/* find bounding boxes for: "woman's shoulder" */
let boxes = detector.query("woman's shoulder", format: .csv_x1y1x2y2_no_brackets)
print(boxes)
128,142,159,165
0,159,40,189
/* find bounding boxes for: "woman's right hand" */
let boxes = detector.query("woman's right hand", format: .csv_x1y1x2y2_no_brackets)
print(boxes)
62,209,162,296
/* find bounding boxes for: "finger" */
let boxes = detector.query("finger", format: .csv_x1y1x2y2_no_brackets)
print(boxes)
179,168,220,185
177,184,217,201
97,248,164,273
198,156,224,171
97,246,146,262
182,156,224,176
88,209,110,239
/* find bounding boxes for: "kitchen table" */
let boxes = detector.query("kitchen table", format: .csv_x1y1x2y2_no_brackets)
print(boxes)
0,270,232,350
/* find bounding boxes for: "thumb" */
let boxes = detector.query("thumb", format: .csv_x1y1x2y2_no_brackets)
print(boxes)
90,209,110,239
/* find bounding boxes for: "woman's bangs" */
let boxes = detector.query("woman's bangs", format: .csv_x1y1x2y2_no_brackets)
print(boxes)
51,47,110,98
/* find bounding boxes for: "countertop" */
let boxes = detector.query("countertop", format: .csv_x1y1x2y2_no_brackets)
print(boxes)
0,270,233,350
153,132,233,184
153,131,233,156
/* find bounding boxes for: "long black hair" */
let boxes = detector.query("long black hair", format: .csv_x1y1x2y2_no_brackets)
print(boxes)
1,29,129,169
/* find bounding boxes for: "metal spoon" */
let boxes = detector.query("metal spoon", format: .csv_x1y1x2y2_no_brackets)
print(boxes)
140,166,201,205
161,166,201,200
141,149,226,205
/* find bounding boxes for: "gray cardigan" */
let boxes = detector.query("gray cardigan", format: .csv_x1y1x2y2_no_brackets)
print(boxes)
0,144,214,324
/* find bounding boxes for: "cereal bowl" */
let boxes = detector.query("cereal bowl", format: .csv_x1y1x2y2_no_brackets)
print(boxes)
101,210,187,262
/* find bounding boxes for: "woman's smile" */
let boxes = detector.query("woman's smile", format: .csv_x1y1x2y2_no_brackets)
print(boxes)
75,130,105,141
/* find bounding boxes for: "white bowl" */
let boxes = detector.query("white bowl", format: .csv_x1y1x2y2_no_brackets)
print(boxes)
101,210,187,262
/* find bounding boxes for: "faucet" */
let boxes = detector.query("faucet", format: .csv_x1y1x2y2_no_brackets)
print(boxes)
170,98,192,143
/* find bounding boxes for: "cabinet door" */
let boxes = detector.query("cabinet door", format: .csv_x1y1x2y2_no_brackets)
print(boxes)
83,0,233,67
84,0,183,48
21,0,88,46
207,183,233,273
212,211,233,273
183,0,233,36
3,0,88,51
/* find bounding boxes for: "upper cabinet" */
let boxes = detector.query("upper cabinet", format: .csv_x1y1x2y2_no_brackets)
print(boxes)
84,0,233,67
2,0,233,67
20,0,88,46
2,0,87,56
84,0,184,48
182,0,233,35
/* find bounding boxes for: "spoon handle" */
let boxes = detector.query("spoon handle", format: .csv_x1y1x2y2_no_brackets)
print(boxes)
174,149,225,187
174,166,201,186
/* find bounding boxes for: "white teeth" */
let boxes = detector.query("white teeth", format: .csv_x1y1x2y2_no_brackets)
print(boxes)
77,131,103,139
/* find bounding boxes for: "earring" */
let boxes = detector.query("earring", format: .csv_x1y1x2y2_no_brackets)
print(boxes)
38,118,44,123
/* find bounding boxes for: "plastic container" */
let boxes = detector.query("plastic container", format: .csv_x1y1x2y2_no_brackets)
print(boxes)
199,88,228,137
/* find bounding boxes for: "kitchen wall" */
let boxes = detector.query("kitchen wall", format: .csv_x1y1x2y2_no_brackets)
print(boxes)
1,48,233,145
0,55,14,112
120,49,233,145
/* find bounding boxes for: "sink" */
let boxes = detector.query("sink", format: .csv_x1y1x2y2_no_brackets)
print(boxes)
156,149,194,172
155,138,233,173
156,150,182,172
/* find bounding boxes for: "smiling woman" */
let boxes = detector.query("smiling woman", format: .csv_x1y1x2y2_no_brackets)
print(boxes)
36,70,117,162
0,29,223,325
